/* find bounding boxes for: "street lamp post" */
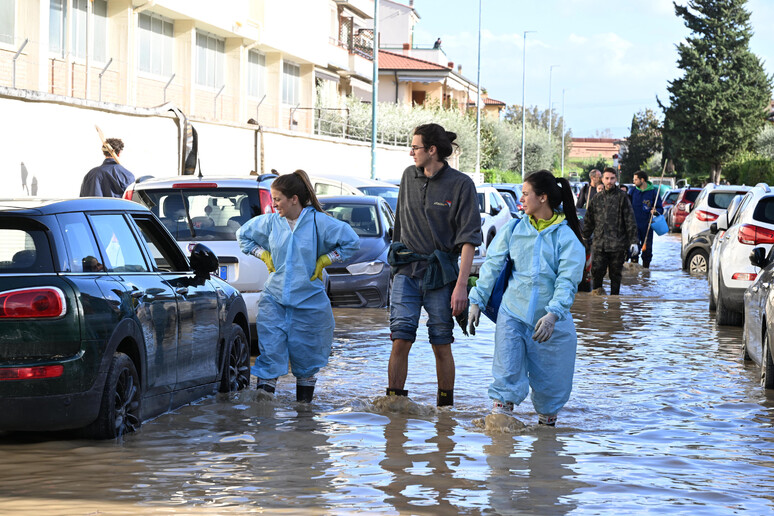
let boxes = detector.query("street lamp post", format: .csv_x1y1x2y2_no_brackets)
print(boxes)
475,0,482,181
370,0,379,179
520,30,535,182
548,64,559,161
561,88,566,176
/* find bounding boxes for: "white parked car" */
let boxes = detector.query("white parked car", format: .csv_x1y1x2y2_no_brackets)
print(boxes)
476,186,512,258
708,183,774,326
682,183,752,255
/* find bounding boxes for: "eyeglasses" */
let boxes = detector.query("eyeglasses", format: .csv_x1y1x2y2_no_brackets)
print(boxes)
410,145,427,152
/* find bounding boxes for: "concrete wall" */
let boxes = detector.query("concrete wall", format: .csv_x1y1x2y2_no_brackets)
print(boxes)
0,89,409,198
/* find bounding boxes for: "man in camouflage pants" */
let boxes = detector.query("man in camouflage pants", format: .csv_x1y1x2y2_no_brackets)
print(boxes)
581,167,639,295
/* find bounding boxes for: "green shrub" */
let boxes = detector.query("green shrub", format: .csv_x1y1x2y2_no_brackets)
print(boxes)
723,152,774,185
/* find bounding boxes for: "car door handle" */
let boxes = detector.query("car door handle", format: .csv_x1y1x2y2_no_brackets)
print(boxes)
175,287,189,295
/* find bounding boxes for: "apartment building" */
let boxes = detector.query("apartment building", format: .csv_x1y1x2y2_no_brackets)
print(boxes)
0,0,375,132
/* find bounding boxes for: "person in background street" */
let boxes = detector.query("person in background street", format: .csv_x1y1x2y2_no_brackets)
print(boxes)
630,170,663,268
468,170,586,426
386,123,482,407
581,167,639,295
79,138,134,198
237,170,359,402
576,169,602,209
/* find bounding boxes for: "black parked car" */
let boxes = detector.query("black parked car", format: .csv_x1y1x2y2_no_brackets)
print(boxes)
682,228,714,275
0,198,250,439
319,195,393,308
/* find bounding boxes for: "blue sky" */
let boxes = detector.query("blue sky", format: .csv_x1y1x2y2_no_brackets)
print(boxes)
409,0,774,138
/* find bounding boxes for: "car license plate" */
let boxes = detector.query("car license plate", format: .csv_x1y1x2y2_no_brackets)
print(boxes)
218,266,228,280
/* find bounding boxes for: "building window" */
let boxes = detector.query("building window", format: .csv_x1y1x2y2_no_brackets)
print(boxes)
247,50,265,98
282,61,300,105
49,0,107,61
196,30,225,88
138,13,174,77
0,0,14,45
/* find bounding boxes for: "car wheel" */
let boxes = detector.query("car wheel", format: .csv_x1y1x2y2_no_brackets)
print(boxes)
219,324,250,393
85,352,141,439
716,284,743,326
687,249,709,275
762,328,774,389
486,230,496,249
709,275,717,311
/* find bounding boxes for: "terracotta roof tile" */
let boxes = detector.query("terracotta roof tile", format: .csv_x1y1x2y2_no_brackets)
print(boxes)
467,97,506,106
378,50,449,71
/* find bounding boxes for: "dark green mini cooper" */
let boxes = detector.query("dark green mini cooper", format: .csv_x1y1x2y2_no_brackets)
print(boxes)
0,198,251,439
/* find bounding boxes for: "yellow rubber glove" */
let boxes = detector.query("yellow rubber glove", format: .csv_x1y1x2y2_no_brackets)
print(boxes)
310,254,332,281
258,250,275,273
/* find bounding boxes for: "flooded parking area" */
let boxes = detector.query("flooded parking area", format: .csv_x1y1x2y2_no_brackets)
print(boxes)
2,234,774,514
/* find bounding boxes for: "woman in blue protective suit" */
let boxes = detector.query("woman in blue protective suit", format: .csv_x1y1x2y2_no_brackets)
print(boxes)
467,170,586,426
237,170,359,402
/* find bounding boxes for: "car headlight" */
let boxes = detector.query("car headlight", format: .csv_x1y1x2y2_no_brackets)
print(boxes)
346,261,385,275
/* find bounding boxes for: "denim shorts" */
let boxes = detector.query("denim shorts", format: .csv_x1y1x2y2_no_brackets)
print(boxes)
389,274,455,345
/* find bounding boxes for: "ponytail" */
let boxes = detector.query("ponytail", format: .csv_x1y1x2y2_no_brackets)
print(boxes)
271,169,325,212
524,170,585,245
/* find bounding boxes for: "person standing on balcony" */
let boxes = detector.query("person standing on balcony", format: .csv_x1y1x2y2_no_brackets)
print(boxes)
386,123,482,407
433,38,442,49
79,138,134,198
581,167,639,295
237,170,359,403
630,170,663,268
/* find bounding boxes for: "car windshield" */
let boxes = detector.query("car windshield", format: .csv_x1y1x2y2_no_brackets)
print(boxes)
684,190,701,203
321,203,380,237
708,191,746,210
500,191,520,213
133,188,265,241
0,220,54,273
358,187,398,212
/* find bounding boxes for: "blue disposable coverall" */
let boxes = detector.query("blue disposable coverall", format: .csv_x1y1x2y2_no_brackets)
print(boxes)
237,207,359,380
469,215,585,416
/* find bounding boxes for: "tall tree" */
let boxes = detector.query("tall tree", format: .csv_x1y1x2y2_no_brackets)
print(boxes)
659,0,772,183
621,109,663,179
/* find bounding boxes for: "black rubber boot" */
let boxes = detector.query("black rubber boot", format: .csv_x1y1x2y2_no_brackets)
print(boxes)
297,385,315,403
256,382,276,394
437,389,454,407
386,388,408,397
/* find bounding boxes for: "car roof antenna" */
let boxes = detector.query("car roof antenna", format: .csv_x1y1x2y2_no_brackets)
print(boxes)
197,158,203,179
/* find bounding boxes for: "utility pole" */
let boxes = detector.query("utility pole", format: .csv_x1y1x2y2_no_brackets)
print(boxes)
475,0,482,181
548,65,559,162
561,88,566,176
370,0,380,179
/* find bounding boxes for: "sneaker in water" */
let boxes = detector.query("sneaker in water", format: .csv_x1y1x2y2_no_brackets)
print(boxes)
492,400,514,414
591,287,606,296
538,414,557,426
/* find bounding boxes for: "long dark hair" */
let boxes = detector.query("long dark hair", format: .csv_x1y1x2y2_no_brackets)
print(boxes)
271,169,324,212
525,170,584,244
413,123,458,161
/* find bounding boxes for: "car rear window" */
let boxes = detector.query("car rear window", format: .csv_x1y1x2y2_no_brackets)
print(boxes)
664,192,679,204
753,197,774,224
321,203,379,237
0,220,54,274
684,190,701,203
359,186,398,212
133,188,266,241
709,191,747,209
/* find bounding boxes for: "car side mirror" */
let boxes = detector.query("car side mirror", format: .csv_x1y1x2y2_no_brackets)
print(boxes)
710,223,718,235
491,206,501,216
190,243,219,278
750,247,769,268
716,216,728,231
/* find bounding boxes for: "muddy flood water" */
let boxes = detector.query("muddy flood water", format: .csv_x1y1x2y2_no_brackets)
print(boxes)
2,234,774,514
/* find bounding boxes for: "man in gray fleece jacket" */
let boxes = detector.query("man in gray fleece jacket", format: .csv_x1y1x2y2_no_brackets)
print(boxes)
386,123,482,407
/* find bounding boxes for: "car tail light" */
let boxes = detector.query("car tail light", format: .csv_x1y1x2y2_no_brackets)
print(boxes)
738,224,774,245
123,184,134,201
695,210,718,222
0,288,66,318
260,189,276,214
732,272,757,281
0,365,64,381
